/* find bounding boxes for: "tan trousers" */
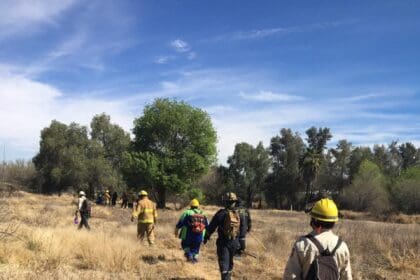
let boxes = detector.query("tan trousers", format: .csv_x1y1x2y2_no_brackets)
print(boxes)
137,223,155,245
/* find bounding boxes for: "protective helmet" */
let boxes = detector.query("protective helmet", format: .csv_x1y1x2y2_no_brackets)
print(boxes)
310,198,339,222
105,190,109,193
139,190,148,196
79,191,86,196
223,192,237,202
190,199,200,207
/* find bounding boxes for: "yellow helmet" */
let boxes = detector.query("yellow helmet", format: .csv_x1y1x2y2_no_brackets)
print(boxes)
310,198,339,222
190,199,199,207
139,190,148,196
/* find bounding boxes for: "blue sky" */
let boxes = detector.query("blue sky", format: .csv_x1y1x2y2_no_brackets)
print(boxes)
0,0,420,164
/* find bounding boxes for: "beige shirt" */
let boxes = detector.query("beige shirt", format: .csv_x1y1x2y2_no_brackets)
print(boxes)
283,230,352,280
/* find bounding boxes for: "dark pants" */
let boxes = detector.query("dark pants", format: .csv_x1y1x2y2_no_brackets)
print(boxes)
236,237,246,255
217,239,240,280
78,212,90,230
121,200,128,208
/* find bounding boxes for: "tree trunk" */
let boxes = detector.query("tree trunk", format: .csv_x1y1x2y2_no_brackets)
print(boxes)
156,186,166,209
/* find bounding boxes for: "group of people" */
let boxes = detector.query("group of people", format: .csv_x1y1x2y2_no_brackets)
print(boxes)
76,190,352,280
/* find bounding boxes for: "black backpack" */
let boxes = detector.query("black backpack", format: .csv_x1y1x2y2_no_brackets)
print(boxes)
81,199,92,217
305,234,343,280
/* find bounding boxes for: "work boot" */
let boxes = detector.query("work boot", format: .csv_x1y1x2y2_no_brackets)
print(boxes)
221,271,232,280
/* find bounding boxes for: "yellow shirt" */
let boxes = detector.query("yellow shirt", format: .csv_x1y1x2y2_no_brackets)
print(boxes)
132,197,157,224
283,230,352,280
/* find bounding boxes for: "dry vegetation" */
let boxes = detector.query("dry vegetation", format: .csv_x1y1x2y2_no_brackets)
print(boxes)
0,192,419,280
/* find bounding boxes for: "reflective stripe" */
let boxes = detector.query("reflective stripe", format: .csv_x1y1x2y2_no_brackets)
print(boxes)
139,219,154,223
141,208,154,214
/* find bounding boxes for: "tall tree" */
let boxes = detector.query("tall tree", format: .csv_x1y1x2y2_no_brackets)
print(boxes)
301,127,332,206
125,98,217,208
399,142,419,170
266,128,305,208
330,140,353,190
33,121,89,194
227,142,270,207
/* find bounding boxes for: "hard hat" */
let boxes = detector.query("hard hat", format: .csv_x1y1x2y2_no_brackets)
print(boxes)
310,198,339,222
139,190,148,196
190,199,200,207
79,191,86,196
223,192,237,202
105,190,109,193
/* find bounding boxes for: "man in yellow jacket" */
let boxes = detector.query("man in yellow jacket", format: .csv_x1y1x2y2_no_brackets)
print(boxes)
283,198,352,280
131,190,157,245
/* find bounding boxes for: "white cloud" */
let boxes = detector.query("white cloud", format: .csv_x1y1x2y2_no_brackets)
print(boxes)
239,91,305,102
0,73,135,160
170,39,190,52
209,19,358,41
155,56,172,64
0,0,77,38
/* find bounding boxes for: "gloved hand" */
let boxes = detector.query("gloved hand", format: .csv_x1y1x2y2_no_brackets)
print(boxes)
130,216,134,222
203,235,210,245
174,228,179,238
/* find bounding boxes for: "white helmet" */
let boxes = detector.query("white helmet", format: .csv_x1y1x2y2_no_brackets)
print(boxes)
79,191,86,196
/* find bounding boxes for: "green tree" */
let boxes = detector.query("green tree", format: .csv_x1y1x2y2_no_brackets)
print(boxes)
301,127,332,206
330,140,353,190
399,142,419,170
266,128,305,209
227,142,270,207
33,121,90,194
391,167,420,214
125,99,217,208
90,113,131,169
341,160,390,215
348,146,373,181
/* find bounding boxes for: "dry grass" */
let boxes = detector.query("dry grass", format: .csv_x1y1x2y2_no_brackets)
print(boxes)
0,192,419,279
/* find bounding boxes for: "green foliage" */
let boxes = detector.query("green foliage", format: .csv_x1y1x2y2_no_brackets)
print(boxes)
125,98,217,208
340,160,391,215
227,142,270,207
33,115,129,196
391,167,420,214
265,129,305,209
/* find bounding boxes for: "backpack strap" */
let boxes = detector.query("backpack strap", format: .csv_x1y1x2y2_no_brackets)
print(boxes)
305,234,325,253
306,234,343,256
331,238,343,255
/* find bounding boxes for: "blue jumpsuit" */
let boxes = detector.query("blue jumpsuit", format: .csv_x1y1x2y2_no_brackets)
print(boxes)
176,208,208,261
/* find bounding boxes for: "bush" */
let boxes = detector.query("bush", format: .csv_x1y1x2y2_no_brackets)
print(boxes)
391,167,420,214
340,160,391,215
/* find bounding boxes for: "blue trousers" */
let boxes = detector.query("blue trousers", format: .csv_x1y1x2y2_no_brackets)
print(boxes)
181,240,201,258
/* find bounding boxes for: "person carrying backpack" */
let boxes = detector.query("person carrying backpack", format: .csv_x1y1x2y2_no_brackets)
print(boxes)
175,199,208,263
283,198,352,280
76,191,91,230
204,192,241,280
235,199,251,258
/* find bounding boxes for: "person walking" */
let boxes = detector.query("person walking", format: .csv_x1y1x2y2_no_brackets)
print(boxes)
204,192,241,280
283,198,352,280
121,191,128,208
131,190,157,246
235,199,252,258
104,190,111,206
76,191,91,230
175,199,208,263
111,191,118,207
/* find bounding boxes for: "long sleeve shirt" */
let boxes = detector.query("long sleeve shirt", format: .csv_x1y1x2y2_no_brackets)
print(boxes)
132,197,157,223
283,230,352,280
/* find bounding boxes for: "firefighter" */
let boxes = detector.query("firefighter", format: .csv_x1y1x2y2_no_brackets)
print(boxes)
131,190,157,246
204,192,241,280
283,198,352,280
175,199,208,263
